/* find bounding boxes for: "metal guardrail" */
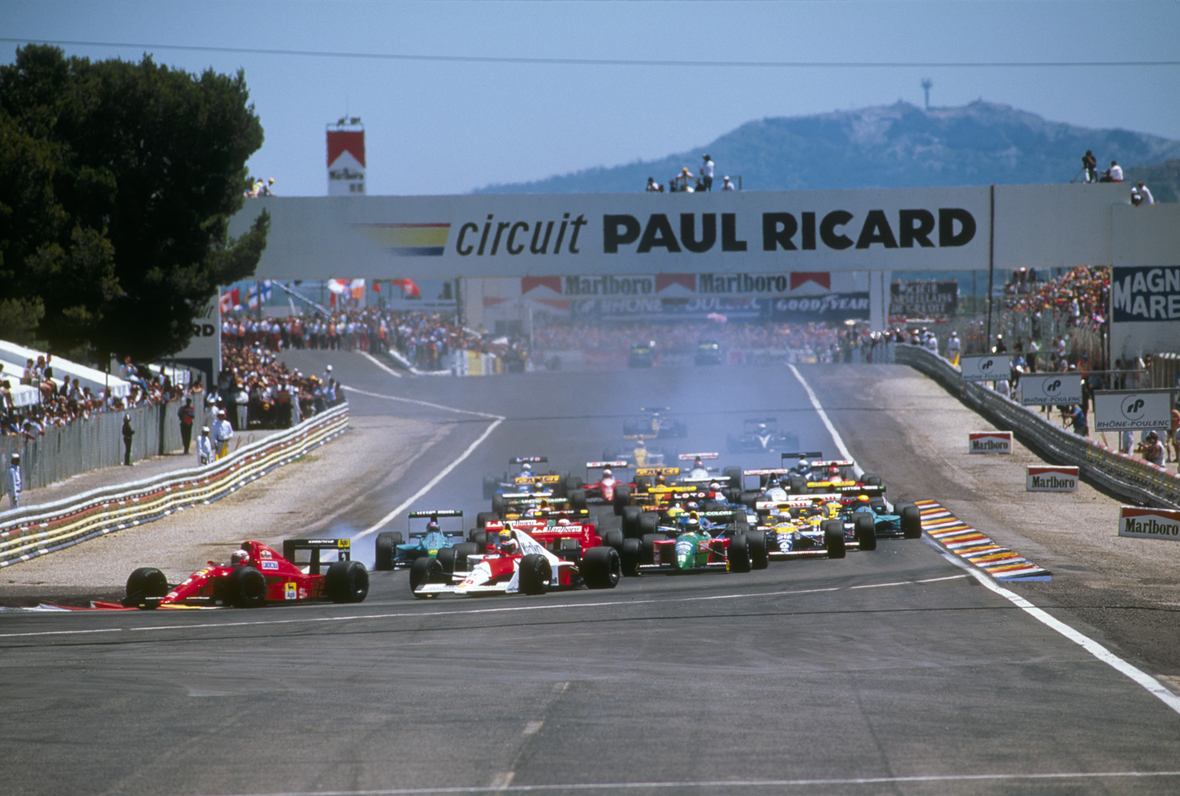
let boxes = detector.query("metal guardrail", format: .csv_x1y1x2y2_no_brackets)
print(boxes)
0,404,349,568
894,344,1180,510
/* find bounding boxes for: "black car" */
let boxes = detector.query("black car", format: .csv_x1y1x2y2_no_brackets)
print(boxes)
726,418,800,454
694,340,723,365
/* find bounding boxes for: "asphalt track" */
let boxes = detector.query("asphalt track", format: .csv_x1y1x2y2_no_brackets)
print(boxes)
2,357,1179,796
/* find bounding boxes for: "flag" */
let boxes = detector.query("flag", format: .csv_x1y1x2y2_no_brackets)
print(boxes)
246,280,272,309
350,279,365,301
327,279,349,295
219,289,240,313
391,278,420,298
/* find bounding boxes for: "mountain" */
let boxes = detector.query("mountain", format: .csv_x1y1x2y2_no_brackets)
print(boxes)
473,101,1180,197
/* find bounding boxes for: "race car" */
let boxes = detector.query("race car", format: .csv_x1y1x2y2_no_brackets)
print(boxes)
602,438,676,468
694,340,723,365
623,407,686,440
564,460,630,508
374,510,479,572
410,524,621,597
621,513,766,576
122,538,369,609
628,342,656,368
726,418,800,455
482,456,567,500
845,494,923,540
755,493,880,560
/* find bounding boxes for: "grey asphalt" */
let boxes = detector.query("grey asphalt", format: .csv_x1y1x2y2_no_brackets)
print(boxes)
0,354,1177,796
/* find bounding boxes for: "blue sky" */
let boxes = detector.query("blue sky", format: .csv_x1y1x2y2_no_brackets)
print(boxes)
4,1,1179,197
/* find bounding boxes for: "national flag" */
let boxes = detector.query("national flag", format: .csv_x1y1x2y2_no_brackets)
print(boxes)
350,279,366,301
246,280,272,309
327,279,349,295
219,289,240,313
391,278,420,298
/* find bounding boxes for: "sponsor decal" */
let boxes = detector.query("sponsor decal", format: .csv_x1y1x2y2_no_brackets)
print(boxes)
1019,373,1083,406
285,582,297,600
1093,391,1172,431
968,431,1011,454
455,213,589,256
960,355,1004,382
1118,507,1180,540
261,560,279,570
354,223,450,257
890,279,959,317
1026,466,1079,492
1110,266,1180,322
259,550,273,558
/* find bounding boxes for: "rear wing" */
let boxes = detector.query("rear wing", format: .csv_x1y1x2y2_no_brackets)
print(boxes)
281,538,352,575
587,460,629,469
635,466,680,477
510,456,548,464
678,452,719,461
781,451,824,462
408,510,463,519
514,473,562,486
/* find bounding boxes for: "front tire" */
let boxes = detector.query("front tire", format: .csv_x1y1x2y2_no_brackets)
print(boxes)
125,567,168,608
581,546,621,589
375,531,397,571
225,566,268,608
518,554,552,595
410,556,444,597
729,533,751,573
823,521,847,559
899,503,922,539
854,513,877,551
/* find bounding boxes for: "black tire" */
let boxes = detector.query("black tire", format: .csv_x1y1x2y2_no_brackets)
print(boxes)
518,554,552,595
635,476,651,494
863,472,882,486
622,505,642,538
451,542,480,571
600,530,624,553
742,491,759,510
788,475,807,494
570,489,588,512
869,496,887,512
436,547,458,574
854,513,877,551
747,530,769,569
636,512,659,537
374,531,397,571
225,566,268,608
722,466,742,491
581,546,621,589
125,567,168,608
640,533,668,565
621,538,642,576
731,510,750,534
482,474,499,500
899,503,922,539
469,528,489,548
410,556,444,597
491,493,505,516
823,520,847,559
613,484,632,516
325,560,369,603
565,474,584,494
729,533,751,573
476,511,498,528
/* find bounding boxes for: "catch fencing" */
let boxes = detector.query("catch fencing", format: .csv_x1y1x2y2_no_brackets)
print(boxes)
893,344,1180,510
0,404,349,568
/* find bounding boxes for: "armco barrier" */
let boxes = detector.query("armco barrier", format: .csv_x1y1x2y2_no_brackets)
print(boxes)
894,344,1180,510
0,404,349,568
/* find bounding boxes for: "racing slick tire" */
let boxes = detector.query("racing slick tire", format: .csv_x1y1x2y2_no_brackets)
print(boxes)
731,510,750,535
582,546,622,589
788,475,807,494
613,484,632,516
325,560,370,603
570,489,588,512
899,503,922,539
491,493,505,516
482,475,499,500
476,511,498,529
469,528,489,549
640,533,669,566
452,542,481,572
436,547,458,574
722,466,742,491
634,476,652,494
519,554,553,596
862,472,882,486
728,533,752,573
600,530,624,554
410,556,445,597
564,474,583,494
621,538,642,576
622,505,642,538
375,531,398,571
822,521,847,559
747,530,769,570
637,512,659,538
854,514,877,552
125,567,169,608
225,566,268,608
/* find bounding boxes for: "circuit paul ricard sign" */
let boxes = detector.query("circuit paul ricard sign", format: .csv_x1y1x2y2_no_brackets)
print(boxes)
959,354,1007,382
1093,390,1172,432
1019,373,1083,407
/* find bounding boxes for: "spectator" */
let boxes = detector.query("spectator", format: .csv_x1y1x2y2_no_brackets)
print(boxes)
1082,150,1097,183
722,176,735,191
1170,402,1180,463
645,177,660,192
5,453,21,509
122,413,134,466
700,154,714,191
196,425,213,465
1066,404,1088,437
1136,181,1154,206
178,397,196,455
1101,160,1123,183
1135,431,1165,466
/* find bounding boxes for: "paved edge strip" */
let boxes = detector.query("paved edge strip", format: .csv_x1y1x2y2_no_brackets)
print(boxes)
917,499,1051,581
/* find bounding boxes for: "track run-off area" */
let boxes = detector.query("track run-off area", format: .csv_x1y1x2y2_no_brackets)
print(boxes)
2,355,1178,796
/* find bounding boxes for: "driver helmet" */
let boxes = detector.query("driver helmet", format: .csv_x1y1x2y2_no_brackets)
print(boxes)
521,462,532,472
758,423,767,430
797,456,809,467
709,482,722,491
230,549,251,566
767,476,781,488
497,529,518,553
686,501,699,511
602,467,612,479
810,496,825,506
635,439,645,447
857,494,870,504
656,474,667,486
684,518,701,534
426,520,440,533
557,518,571,526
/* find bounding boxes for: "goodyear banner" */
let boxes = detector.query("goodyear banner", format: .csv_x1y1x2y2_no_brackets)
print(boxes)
1019,373,1082,407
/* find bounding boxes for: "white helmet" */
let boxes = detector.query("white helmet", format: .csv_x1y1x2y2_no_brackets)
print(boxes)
230,549,251,566
521,462,532,472
602,468,612,478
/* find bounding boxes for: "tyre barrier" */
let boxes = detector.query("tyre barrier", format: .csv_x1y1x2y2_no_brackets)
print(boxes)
894,344,1180,510
0,404,350,568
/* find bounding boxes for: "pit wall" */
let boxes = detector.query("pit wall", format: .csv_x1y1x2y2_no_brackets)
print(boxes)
0,404,349,568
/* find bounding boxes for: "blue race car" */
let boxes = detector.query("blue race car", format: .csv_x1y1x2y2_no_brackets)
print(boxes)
375,510,481,572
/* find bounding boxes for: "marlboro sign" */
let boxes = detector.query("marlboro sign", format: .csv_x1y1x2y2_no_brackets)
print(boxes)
1026,466,1078,492
968,431,1011,454
1118,506,1180,541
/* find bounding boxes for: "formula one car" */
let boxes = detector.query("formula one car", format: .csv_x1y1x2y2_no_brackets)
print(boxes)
374,510,479,572
482,456,567,500
694,340,723,365
628,342,656,368
564,460,630,508
602,438,676,468
622,512,766,576
410,524,621,597
123,538,369,609
756,493,880,560
623,407,686,440
726,418,800,455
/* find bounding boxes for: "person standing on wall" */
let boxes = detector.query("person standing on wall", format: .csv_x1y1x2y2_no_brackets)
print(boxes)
122,414,135,466
197,426,214,466
178,397,196,455
5,454,21,509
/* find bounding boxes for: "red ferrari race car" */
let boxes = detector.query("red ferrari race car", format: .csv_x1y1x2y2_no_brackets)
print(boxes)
121,538,369,609
410,524,621,598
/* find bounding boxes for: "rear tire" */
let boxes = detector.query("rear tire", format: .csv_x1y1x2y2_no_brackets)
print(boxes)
581,546,621,589
862,472,882,486
325,560,369,603
722,466,742,491
451,542,481,571
518,554,552,595
640,533,668,565
854,513,877,551
375,532,397,571
482,475,498,500
823,521,847,559
621,538,642,576
491,493,505,516
469,528,489,548
788,475,806,494
436,547,458,574
600,530,624,553
636,512,659,537
622,505,642,538
613,484,632,516
570,489,588,512
899,503,922,539
729,533,751,573
476,511,498,528
747,531,769,570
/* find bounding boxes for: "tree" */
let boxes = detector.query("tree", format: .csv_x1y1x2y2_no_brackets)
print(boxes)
0,44,268,360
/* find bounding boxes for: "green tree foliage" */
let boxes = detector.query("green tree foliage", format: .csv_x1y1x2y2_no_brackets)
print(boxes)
0,44,268,359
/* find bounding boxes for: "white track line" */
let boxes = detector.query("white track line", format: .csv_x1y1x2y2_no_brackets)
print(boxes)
360,351,402,377
791,364,1180,717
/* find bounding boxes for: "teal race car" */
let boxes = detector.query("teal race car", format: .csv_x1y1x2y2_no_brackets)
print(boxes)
374,510,482,572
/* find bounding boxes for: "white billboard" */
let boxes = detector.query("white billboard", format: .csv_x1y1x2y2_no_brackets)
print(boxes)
1092,390,1172,432
1019,372,1083,407
960,354,1008,382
